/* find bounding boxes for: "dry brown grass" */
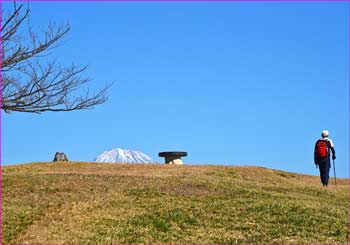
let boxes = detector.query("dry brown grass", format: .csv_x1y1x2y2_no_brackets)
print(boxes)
3,161,348,244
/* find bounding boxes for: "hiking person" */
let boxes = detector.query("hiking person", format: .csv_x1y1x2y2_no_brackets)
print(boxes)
314,130,336,187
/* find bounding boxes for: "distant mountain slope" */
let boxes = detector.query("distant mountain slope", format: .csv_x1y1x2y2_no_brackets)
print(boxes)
2,162,348,244
94,148,154,163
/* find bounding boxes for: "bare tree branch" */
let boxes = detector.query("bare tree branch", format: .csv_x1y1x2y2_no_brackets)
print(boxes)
1,3,111,114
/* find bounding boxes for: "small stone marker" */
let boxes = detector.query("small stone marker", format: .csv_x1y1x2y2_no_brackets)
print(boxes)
53,152,69,162
158,151,188,165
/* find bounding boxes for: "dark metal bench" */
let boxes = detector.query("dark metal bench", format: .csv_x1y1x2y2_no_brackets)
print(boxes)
158,151,188,165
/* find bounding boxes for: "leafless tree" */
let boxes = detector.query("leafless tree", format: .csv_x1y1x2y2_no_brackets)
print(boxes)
1,2,111,113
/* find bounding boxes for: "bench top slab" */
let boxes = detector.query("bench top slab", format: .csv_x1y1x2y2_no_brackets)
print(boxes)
158,151,188,157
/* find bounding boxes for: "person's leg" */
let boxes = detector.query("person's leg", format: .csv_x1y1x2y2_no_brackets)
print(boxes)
318,162,325,185
324,158,331,186
318,160,328,186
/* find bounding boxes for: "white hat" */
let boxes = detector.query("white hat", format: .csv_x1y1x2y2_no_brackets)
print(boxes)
321,130,329,138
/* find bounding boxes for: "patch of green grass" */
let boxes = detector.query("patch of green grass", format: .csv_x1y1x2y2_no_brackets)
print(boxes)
2,162,348,244
126,187,163,198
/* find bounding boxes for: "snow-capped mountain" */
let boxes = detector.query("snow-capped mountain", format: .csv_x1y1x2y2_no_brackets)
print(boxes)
94,148,154,163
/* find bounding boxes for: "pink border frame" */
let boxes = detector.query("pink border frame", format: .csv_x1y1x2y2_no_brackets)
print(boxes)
1,0,3,243
0,0,349,2
348,1,350,243
0,0,349,244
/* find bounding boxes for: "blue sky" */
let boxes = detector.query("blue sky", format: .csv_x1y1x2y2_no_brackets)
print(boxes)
2,2,349,177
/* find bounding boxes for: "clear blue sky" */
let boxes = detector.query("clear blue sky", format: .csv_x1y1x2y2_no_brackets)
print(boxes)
2,2,349,178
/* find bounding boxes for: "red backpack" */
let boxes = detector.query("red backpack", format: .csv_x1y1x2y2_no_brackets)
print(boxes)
316,140,329,157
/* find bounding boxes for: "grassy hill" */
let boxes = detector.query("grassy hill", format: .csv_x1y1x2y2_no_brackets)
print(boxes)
3,162,348,244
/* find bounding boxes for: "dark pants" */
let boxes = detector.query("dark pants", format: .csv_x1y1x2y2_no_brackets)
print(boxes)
317,157,331,186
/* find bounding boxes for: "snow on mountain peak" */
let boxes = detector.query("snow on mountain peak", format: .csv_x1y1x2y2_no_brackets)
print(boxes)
94,148,154,163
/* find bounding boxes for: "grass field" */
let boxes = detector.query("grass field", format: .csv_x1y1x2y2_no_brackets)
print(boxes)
2,161,349,244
